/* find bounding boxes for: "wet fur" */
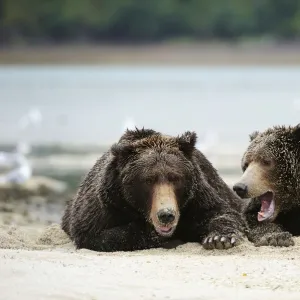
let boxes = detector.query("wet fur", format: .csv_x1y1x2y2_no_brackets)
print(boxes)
62,128,246,252
241,124,300,247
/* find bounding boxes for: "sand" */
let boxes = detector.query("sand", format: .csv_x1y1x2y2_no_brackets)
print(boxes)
0,224,300,300
1,43,300,65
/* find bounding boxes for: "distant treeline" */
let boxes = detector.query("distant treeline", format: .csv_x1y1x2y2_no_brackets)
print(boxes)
2,0,300,44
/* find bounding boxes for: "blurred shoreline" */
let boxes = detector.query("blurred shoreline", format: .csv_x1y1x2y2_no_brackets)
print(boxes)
0,142,242,227
0,143,243,189
1,42,300,65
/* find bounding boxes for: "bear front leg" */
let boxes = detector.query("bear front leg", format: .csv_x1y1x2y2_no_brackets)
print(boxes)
247,222,294,247
75,221,166,252
244,202,295,247
202,210,245,250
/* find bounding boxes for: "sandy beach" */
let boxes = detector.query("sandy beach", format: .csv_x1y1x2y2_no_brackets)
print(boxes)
1,42,300,299
0,164,299,300
1,223,300,300
1,43,300,65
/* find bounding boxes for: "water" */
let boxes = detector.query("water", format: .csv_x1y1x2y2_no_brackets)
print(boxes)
0,65,299,147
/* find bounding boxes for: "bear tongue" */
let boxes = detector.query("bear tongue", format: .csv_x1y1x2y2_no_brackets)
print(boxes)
257,192,275,222
159,226,172,233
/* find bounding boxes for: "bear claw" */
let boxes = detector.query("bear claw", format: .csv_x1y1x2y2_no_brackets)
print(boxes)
254,232,295,247
202,233,241,250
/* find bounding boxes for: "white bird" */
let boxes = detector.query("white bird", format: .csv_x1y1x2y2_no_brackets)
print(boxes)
122,117,136,132
196,130,219,154
0,108,42,184
18,107,43,130
0,150,32,184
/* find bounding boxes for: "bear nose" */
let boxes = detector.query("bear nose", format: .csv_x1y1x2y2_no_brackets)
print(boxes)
233,183,248,198
157,209,175,224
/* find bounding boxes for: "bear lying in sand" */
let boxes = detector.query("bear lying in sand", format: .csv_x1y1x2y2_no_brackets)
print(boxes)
62,128,246,252
233,124,300,247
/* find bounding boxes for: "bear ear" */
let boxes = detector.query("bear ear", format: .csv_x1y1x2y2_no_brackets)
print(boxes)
292,123,300,141
176,131,197,156
249,130,260,141
121,127,157,142
111,142,136,158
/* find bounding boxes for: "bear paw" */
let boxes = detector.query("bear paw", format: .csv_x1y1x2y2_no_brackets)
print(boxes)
254,232,295,247
202,233,242,250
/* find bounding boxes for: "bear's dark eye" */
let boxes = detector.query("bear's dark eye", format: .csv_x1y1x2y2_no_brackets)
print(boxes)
145,178,154,185
261,158,272,167
168,175,181,184
242,163,249,172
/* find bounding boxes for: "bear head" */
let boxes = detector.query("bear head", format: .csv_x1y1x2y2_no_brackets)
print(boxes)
233,123,300,222
111,128,197,237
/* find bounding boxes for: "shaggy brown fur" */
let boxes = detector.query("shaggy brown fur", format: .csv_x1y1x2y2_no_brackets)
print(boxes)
62,128,246,252
233,123,300,247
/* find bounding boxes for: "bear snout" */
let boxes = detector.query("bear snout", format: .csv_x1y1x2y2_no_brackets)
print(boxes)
150,183,180,237
234,162,271,199
157,208,176,225
233,182,248,198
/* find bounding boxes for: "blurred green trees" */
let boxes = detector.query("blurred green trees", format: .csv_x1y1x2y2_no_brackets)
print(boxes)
2,0,300,44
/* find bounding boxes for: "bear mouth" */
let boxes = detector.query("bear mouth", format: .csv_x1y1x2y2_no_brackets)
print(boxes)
154,224,177,237
257,191,275,222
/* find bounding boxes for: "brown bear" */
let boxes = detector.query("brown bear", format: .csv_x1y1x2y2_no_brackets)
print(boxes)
233,123,300,247
62,128,246,252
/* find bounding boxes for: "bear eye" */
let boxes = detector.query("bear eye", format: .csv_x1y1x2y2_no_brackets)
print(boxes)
242,163,249,172
261,159,272,167
168,175,181,183
145,178,154,185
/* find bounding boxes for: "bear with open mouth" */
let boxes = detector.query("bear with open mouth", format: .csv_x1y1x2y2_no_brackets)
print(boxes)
233,123,300,247
62,128,246,252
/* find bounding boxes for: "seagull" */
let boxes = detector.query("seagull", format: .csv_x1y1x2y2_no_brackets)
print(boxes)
122,117,136,132
18,107,43,130
196,130,219,154
0,108,42,184
0,147,32,184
